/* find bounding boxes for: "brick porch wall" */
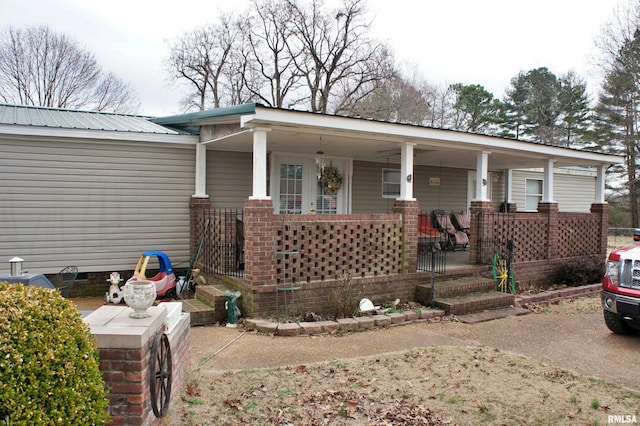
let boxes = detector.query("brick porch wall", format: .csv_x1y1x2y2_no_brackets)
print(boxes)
244,273,421,318
471,202,609,287
235,199,419,318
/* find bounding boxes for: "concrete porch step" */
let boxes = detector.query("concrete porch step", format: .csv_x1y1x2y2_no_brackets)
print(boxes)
435,290,516,316
415,276,496,302
456,306,529,324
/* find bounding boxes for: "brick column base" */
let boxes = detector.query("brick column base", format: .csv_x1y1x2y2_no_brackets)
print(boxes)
537,202,559,259
189,197,211,259
243,199,277,288
469,201,493,263
393,200,420,273
590,203,610,258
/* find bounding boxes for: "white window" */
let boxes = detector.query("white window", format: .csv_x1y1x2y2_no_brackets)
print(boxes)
382,169,401,198
525,179,543,211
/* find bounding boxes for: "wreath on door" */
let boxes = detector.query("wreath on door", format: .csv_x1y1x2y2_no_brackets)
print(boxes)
320,167,343,195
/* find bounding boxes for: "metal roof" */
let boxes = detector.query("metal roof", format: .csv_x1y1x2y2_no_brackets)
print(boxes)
0,104,186,135
151,103,257,126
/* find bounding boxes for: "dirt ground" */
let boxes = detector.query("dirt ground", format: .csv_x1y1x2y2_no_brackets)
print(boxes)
131,296,638,426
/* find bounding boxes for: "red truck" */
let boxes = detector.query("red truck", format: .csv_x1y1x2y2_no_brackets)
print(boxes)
602,231,640,335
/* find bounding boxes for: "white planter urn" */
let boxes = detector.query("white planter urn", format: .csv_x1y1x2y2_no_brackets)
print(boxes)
123,280,156,318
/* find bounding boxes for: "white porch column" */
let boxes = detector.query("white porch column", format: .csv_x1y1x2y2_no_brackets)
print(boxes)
595,164,607,204
399,142,416,201
474,151,490,201
193,141,208,197
543,159,555,203
504,169,513,204
249,127,271,200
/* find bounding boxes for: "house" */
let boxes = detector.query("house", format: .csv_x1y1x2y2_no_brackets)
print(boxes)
0,103,622,315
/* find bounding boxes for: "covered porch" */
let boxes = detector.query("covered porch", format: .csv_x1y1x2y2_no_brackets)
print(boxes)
156,104,622,317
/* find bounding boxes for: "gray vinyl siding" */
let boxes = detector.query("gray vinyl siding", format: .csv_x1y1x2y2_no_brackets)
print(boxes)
207,151,253,209
511,169,596,213
352,161,471,214
0,138,194,274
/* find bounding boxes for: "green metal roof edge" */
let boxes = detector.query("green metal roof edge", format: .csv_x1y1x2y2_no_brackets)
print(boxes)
151,103,258,126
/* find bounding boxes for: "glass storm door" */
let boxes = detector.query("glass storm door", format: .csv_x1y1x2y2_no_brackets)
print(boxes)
277,162,305,214
275,157,346,214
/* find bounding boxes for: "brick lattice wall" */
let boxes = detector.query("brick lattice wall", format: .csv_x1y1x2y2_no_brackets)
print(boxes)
557,213,600,258
273,214,402,285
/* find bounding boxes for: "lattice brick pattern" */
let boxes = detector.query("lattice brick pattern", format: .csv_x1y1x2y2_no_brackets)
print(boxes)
274,217,402,284
510,215,549,262
558,214,600,258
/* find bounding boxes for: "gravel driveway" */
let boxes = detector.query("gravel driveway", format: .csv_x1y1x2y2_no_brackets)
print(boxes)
192,297,640,391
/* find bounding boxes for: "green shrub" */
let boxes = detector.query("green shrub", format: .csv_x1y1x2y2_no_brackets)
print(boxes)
0,282,109,425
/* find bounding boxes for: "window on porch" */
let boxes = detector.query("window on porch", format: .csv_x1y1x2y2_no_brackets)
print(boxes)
525,179,543,212
279,164,303,214
382,169,401,198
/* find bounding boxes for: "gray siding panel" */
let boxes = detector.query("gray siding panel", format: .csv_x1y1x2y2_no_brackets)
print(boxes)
352,161,470,214
207,151,253,209
511,169,595,213
0,138,194,274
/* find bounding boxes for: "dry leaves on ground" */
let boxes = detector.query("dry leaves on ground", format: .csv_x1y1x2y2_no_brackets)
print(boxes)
164,344,639,425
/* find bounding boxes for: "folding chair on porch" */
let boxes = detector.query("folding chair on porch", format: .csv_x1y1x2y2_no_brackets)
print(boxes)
432,210,469,251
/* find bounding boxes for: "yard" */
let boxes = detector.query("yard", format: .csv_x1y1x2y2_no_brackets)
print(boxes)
159,297,640,425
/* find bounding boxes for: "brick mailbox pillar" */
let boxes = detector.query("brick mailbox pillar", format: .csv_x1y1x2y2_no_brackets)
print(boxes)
84,304,191,425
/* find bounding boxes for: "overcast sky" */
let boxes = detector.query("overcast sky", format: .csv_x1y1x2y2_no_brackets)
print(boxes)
1,0,623,116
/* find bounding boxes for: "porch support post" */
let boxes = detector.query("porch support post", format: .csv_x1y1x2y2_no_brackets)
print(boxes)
595,165,607,204
474,151,490,201
250,127,271,200
399,142,416,201
543,159,555,203
502,169,516,212
194,141,208,198
393,199,419,273
505,169,513,204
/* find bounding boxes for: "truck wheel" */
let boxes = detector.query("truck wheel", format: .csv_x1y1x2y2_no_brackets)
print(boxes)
603,310,635,335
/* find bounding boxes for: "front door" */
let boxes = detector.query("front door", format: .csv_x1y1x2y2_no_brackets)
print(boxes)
273,155,348,214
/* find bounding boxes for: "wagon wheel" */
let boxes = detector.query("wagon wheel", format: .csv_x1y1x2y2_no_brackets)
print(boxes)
492,253,515,294
150,333,172,418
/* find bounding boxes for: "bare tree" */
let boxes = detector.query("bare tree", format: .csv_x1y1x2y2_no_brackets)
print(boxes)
0,25,139,113
238,0,304,108
284,0,393,114
343,62,432,124
594,0,640,226
424,83,455,129
165,15,237,111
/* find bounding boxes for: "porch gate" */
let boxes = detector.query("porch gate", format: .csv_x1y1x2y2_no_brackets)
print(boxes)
477,211,516,292
197,209,244,278
417,212,447,274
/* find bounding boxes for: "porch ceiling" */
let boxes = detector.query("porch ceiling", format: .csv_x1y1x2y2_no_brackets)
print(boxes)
196,105,622,171
205,127,617,171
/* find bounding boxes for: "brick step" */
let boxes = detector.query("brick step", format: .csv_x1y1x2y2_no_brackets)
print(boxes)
435,290,516,316
415,276,496,302
181,299,216,326
184,285,235,326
